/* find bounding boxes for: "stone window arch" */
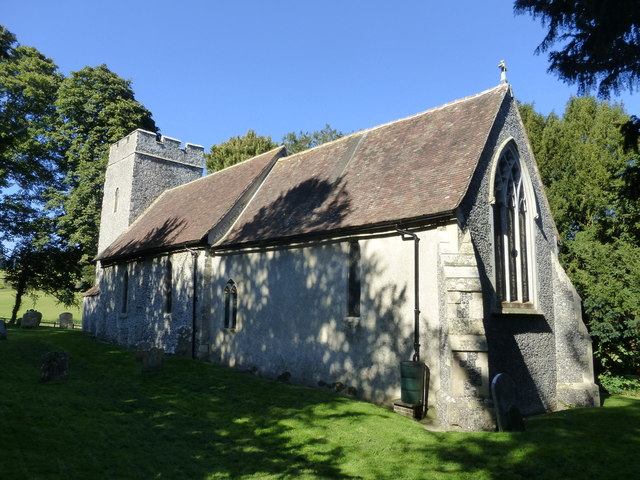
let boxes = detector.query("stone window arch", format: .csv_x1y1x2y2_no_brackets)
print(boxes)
492,141,536,305
224,279,238,330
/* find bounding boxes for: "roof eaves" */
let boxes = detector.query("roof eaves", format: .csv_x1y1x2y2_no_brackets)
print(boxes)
213,210,457,252
98,238,208,266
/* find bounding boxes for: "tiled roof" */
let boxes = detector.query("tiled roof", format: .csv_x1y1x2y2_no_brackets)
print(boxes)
96,147,285,262
219,84,509,247
98,84,509,261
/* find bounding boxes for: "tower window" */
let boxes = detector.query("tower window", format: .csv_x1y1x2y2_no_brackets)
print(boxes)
114,187,119,213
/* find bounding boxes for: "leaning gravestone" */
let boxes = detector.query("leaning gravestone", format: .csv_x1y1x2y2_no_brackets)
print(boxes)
141,347,164,372
21,310,42,328
491,373,525,432
41,351,69,381
0,320,7,340
58,312,74,329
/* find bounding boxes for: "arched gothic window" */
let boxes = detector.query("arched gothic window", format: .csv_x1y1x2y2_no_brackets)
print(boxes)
493,144,533,305
224,279,238,329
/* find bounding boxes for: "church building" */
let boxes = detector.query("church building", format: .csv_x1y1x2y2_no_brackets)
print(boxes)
83,82,600,430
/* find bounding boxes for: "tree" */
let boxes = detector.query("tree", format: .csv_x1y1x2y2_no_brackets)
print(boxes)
2,26,158,307
0,26,80,319
281,124,344,154
206,125,345,174
519,98,640,375
0,25,62,198
4,226,82,323
514,0,640,98
48,65,157,270
205,130,277,173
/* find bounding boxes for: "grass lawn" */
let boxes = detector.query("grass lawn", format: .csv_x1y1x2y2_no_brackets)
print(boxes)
0,285,82,324
1,327,639,480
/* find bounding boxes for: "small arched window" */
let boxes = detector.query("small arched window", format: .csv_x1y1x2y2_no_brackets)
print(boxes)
493,144,533,305
114,187,119,213
224,279,238,329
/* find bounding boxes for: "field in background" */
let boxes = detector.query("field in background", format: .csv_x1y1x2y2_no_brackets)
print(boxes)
0,272,82,323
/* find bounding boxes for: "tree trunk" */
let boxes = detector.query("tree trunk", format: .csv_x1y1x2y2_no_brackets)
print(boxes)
9,273,27,324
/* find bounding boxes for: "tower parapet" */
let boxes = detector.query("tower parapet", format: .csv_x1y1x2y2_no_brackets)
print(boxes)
109,129,204,168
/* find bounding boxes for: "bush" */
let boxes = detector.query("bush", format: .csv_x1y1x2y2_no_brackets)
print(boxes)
599,373,640,395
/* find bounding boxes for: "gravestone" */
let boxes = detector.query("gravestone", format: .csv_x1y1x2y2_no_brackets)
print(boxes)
491,373,525,431
0,320,6,340
58,312,74,329
41,351,69,381
135,342,152,362
141,347,164,372
21,310,42,328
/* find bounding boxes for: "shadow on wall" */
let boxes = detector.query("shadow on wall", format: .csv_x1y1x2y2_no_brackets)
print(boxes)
471,240,554,416
203,177,416,404
227,177,353,244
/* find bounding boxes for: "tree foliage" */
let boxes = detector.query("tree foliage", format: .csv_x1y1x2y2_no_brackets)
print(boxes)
514,0,640,98
206,124,344,174
520,97,640,374
282,124,344,154
1,26,157,311
48,65,157,265
205,130,277,173
0,25,62,194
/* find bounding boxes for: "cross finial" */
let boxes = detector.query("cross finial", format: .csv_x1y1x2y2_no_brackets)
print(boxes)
498,60,508,84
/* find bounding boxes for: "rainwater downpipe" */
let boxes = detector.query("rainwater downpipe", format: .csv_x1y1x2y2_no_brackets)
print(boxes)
185,247,198,359
395,225,421,362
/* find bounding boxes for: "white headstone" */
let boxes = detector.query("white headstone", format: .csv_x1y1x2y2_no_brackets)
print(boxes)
58,312,74,329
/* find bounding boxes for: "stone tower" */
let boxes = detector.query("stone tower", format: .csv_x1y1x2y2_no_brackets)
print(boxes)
98,129,204,254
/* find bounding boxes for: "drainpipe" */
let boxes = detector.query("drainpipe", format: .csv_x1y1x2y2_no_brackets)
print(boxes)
395,225,421,362
185,248,198,359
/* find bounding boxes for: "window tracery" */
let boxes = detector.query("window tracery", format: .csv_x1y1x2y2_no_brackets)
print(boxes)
493,144,533,305
224,279,238,329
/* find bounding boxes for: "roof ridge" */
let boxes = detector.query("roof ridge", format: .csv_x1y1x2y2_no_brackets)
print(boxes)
280,84,509,163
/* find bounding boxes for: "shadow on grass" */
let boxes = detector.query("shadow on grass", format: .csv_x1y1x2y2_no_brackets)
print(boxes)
421,395,640,480
1,328,372,479
2,327,639,480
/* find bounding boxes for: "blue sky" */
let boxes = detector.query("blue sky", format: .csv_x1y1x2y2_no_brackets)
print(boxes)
4,0,639,151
